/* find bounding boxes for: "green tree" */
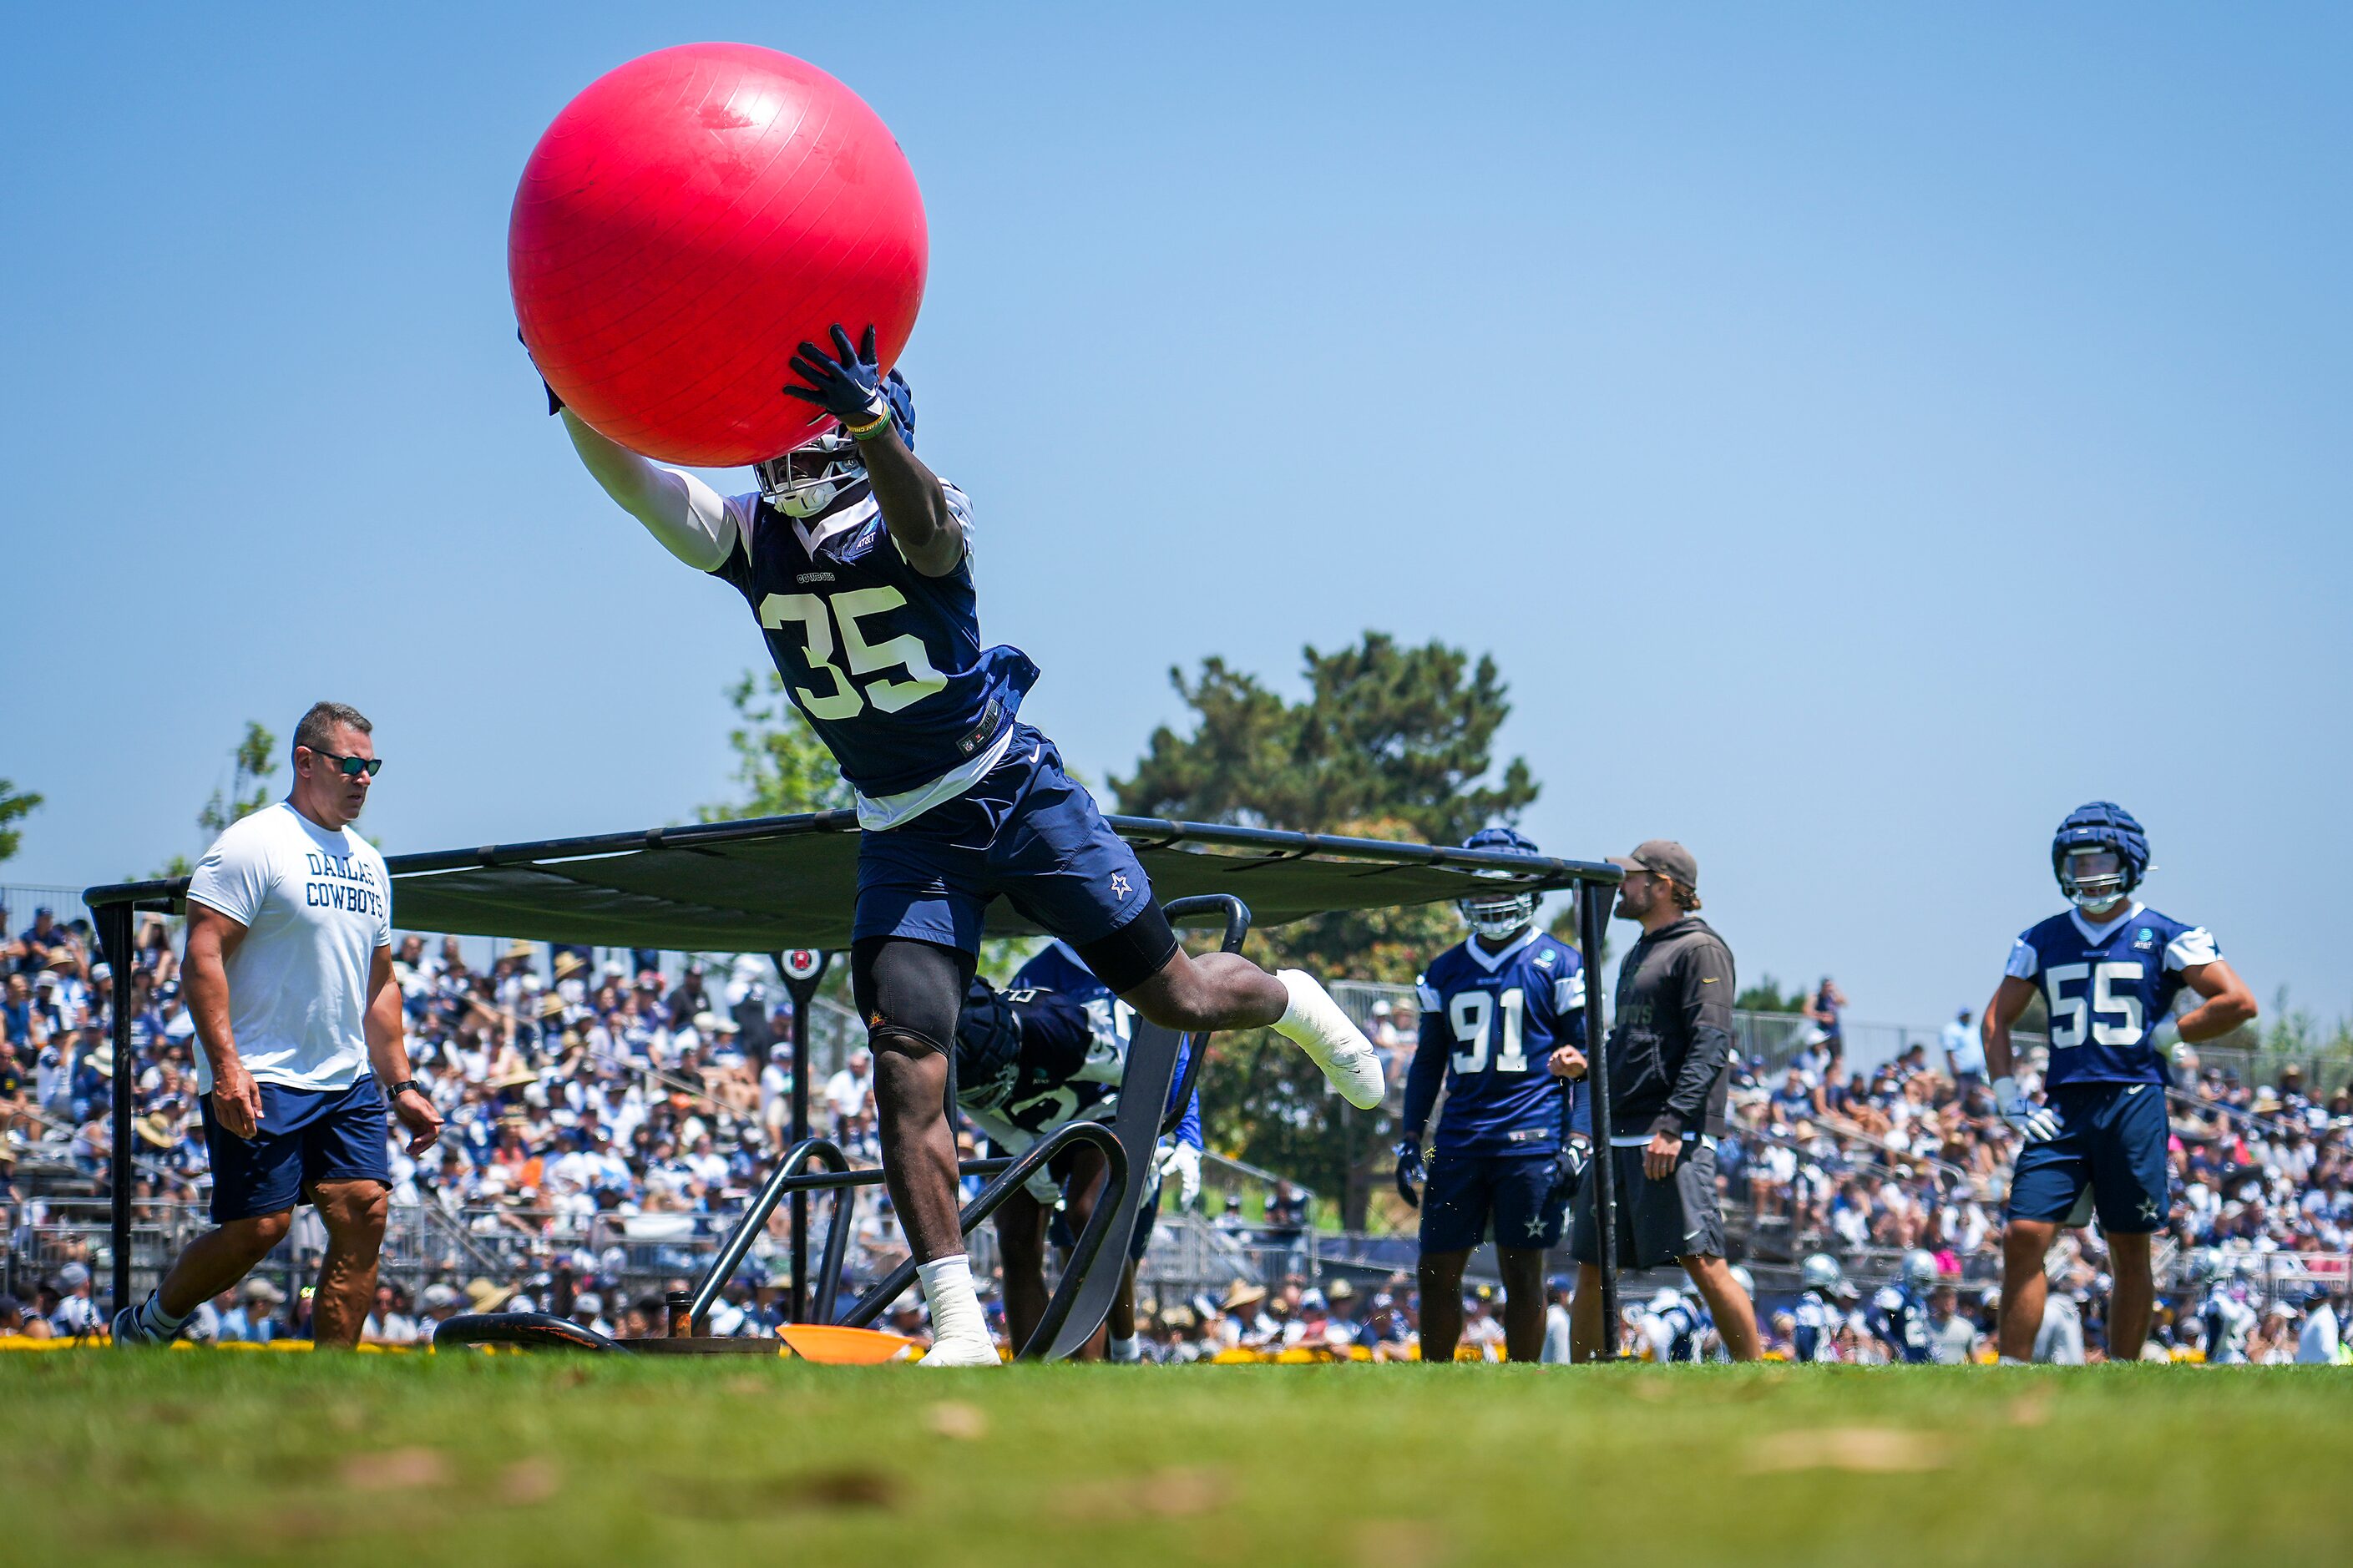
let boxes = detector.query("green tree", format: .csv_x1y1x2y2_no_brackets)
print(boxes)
1735,974,1807,1013
200,722,279,837
1110,633,1542,1228
1114,632,1537,845
0,779,41,865
700,670,855,821
149,722,279,878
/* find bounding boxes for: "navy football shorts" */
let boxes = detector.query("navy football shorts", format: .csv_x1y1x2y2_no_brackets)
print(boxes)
2006,1081,2171,1232
855,724,1170,984
199,1077,392,1224
1420,1151,1566,1253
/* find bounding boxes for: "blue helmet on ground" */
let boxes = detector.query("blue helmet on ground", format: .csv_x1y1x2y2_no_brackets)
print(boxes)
2052,801,2148,912
1458,826,1541,941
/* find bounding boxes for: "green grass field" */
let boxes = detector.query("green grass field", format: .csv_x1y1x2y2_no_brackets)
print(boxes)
5,1353,2347,1566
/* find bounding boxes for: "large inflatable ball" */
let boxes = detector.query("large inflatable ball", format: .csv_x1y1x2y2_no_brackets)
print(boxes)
511,43,928,466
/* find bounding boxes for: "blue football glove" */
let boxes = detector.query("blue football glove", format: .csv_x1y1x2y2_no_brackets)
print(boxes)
783,323,892,432
1547,1136,1591,1206
1393,1140,1426,1210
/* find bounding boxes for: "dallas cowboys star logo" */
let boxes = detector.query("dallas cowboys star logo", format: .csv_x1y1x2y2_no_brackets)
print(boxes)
1111,872,1131,899
2138,1197,2161,1222
1525,1215,1550,1239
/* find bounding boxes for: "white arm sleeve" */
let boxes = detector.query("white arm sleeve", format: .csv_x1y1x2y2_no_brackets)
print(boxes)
2165,927,2221,972
562,410,741,573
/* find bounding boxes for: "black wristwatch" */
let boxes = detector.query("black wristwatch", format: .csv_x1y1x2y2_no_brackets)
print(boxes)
386,1079,423,1102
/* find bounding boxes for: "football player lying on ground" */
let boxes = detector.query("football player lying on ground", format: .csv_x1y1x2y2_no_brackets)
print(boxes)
951,941,1203,1361
1394,829,1590,1363
1981,802,2255,1364
539,329,1372,1364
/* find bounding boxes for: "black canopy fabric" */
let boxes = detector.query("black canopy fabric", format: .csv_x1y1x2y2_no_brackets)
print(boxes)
86,810,1620,951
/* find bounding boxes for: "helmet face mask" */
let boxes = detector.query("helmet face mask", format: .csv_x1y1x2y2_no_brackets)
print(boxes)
1457,889,1536,943
754,429,865,518
2059,847,2130,913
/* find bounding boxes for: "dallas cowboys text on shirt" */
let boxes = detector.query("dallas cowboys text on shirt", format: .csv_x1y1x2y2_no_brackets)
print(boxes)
302,850,386,919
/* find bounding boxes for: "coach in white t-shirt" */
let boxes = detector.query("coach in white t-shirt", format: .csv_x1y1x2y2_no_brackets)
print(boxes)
114,701,442,1349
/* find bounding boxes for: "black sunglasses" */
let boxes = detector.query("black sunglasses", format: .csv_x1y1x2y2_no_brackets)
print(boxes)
306,749,383,778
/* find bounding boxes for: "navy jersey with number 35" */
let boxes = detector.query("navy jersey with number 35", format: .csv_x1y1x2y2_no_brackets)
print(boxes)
712,488,1038,799
1409,931,1589,1158
2006,902,2219,1088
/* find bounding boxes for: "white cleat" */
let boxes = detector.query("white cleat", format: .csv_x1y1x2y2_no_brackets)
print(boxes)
918,1333,1004,1368
1273,969,1386,1110
111,1297,166,1347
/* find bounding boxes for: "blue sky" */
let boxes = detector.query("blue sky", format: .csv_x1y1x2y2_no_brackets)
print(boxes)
4,4,2346,1028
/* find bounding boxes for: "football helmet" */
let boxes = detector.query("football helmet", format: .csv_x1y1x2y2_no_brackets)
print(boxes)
1800,1252,1846,1294
1457,826,1541,941
1728,1265,1757,1298
952,976,1023,1114
753,369,917,518
1901,1250,1939,1292
2052,801,2148,913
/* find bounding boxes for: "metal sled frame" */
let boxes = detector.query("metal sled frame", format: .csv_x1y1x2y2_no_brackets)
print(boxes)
85,817,1632,1359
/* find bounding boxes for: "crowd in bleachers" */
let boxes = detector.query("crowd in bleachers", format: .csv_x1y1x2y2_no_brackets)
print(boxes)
6,898,2350,1360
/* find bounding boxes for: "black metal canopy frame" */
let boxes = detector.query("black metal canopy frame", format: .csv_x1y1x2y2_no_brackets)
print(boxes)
84,810,1627,1359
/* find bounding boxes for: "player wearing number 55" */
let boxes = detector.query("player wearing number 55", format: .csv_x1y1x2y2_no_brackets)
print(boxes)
1980,802,2256,1363
544,327,1387,1366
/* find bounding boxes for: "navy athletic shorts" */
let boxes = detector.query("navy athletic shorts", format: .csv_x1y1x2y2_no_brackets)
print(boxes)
855,724,1169,980
2006,1082,2171,1232
200,1077,392,1223
1421,1151,1565,1253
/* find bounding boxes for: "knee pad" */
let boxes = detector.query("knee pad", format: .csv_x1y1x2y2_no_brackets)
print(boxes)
868,1021,949,1060
851,935,973,1062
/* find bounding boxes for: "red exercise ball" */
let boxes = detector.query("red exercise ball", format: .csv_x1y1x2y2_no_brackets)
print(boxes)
510,43,928,468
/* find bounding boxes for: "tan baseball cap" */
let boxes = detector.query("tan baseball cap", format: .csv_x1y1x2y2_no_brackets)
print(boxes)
1608,839,1698,888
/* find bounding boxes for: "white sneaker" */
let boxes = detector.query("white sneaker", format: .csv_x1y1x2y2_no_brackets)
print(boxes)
919,1333,1003,1368
1274,970,1386,1110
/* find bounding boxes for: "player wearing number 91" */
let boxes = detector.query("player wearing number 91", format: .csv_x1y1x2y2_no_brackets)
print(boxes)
544,327,1384,1366
1395,827,1591,1363
1981,802,2257,1363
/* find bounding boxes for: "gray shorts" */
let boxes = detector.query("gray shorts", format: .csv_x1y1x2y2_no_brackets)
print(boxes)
1571,1141,1724,1268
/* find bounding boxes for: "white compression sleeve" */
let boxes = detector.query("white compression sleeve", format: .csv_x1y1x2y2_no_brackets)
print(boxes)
561,410,740,572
